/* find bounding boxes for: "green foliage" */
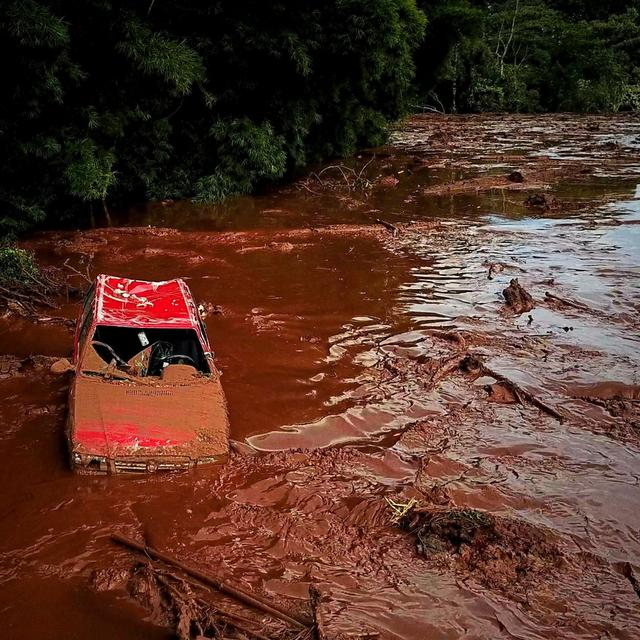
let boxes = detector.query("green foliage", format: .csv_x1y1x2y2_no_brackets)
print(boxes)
0,247,40,290
8,0,636,236
116,17,205,95
64,139,116,202
0,193,46,240
0,1,426,235
5,0,69,48
194,119,286,202
415,0,640,113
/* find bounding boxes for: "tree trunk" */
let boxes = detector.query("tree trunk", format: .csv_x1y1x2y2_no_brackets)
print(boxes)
102,196,112,227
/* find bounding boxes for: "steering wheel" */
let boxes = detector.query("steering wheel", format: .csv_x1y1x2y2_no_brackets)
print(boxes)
146,341,197,376
159,354,197,367
91,340,131,368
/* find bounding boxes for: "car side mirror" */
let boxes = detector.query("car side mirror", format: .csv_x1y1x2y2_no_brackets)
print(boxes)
51,358,74,374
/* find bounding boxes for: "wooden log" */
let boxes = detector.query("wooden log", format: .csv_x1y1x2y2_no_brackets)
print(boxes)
545,291,589,311
154,569,273,640
374,218,400,236
111,532,311,629
309,586,327,640
461,355,564,422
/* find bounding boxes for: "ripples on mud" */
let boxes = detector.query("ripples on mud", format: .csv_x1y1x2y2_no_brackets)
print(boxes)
1,114,640,638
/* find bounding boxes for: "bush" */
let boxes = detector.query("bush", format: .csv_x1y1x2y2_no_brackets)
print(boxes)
0,247,41,290
415,0,640,114
0,1,426,234
194,119,287,202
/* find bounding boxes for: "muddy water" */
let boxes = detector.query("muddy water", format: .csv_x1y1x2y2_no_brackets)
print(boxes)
2,114,640,639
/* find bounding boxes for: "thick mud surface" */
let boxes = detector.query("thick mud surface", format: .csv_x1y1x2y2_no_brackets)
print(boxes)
1,114,640,638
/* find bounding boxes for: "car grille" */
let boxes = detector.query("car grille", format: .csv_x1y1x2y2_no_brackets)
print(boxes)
114,457,192,473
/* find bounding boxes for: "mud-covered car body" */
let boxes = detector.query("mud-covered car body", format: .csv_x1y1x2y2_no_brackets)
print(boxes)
67,275,229,473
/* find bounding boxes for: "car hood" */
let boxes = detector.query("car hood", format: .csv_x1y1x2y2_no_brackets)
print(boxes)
70,374,229,460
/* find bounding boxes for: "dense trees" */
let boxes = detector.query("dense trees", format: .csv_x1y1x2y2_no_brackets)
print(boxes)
1,1,638,236
1,1,425,235
414,1,640,113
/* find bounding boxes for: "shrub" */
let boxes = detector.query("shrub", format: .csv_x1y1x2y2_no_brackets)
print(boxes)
0,247,41,290
0,1,426,232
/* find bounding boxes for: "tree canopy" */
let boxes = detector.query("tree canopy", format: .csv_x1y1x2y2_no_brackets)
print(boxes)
1,1,638,236
414,0,640,113
1,0,426,236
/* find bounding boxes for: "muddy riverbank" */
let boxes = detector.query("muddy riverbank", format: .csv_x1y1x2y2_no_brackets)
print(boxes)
1,114,640,639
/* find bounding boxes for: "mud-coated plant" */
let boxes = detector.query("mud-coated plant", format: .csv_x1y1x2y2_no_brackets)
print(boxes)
0,247,41,290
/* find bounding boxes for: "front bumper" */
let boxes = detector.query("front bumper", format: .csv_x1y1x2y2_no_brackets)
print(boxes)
70,452,227,474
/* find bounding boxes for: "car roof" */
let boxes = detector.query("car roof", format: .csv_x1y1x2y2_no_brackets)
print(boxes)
94,274,201,331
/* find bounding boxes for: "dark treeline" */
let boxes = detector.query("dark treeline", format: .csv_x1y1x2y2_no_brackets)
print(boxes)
1,0,425,237
1,1,638,236
414,1,640,114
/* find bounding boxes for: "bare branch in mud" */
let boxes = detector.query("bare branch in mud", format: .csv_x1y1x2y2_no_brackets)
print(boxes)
0,249,77,317
461,355,565,422
357,154,376,181
0,284,57,311
128,563,276,640
298,182,323,197
385,497,419,524
544,291,590,311
418,90,446,114
34,315,75,327
297,160,375,196
111,533,312,629
374,218,400,237
63,257,92,284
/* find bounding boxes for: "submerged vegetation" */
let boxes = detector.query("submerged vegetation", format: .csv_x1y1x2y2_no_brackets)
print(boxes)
0,1,638,235
0,246,65,313
0,247,41,290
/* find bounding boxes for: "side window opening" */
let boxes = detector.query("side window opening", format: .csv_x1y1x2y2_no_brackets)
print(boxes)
86,326,210,376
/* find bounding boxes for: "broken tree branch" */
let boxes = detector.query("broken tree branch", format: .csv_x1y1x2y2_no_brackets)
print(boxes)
63,257,92,284
111,532,312,629
462,355,565,422
0,284,57,309
544,292,590,311
374,218,400,237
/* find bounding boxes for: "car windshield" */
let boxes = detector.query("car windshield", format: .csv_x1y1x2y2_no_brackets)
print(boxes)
85,325,210,377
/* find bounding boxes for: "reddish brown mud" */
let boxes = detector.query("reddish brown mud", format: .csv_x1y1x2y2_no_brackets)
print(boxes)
1,114,640,639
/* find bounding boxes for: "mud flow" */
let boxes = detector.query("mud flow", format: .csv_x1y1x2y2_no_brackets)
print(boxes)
1,114,640,638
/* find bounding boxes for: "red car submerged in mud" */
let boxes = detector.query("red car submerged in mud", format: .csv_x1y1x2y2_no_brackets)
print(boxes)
64,275,229,473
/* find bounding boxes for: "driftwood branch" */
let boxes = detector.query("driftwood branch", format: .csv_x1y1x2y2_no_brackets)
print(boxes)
297,160,375,195
111,533,312,629
544,291,590,311
63,257,92,284
462,355,565,422
374,218,400,237
0,284,57,309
